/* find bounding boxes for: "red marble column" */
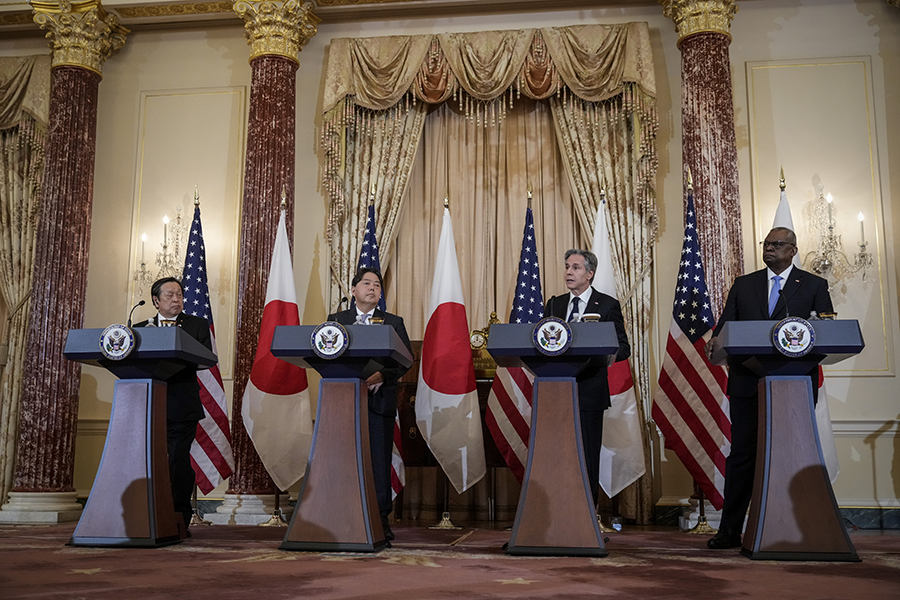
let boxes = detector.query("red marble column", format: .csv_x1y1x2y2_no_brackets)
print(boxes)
680,31,744,315
228,55,297,495
12,66,101,494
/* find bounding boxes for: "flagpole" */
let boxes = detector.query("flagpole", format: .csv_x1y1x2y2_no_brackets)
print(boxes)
189,186,209,531
428,195,463,531
258,187,291,529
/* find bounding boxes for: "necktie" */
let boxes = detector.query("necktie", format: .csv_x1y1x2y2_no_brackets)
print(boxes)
355,313,369,325
567,297,580,322
768,275,782,318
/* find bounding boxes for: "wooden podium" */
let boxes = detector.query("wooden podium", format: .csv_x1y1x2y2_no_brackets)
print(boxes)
487,322,618,556
714,319,864,561
63,327,217,547
270,324,413,552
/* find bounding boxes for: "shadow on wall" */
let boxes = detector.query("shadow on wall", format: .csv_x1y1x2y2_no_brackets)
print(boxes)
863,413,900,528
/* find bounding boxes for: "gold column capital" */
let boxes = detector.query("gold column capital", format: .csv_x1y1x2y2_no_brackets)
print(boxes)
659,0,738,46
31,1,129,75
234,0,320,64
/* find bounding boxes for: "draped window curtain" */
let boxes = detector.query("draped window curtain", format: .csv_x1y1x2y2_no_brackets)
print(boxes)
0,55,51,506
321,24,658,521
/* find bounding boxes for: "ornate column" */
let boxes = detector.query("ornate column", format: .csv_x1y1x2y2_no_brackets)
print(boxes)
661,0,743,314
0,0,127,523
208,0,318,525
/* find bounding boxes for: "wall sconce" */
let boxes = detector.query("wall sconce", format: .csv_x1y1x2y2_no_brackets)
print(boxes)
802,191,873,289
154,208,188,281
133,232,153,296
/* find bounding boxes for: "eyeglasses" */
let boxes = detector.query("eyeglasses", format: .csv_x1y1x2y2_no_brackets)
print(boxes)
760,240,795,249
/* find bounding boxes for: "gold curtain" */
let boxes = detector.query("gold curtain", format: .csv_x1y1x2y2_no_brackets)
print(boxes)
322,23,657,305
321,24,659,521
388,98,580,339
0,55,50,505
550,87,658,522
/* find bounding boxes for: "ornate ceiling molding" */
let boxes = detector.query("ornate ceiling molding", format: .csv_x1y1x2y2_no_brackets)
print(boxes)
114,1,234,19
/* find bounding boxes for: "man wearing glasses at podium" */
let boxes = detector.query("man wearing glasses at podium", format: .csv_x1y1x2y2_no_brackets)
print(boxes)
134,276,213,537
705,227,832,549
328,267,412,542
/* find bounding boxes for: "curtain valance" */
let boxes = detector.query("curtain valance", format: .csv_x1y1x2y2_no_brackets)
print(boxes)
0,55,51,131
322,23,656,112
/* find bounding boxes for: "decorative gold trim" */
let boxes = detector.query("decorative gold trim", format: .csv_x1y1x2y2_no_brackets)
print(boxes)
315,0,422,4
115,1,235,18
0,10,32,26
31,1,129,75
233,1,320,63
659,0,738,46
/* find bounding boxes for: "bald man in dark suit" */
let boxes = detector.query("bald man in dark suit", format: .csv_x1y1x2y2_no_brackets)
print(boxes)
705,227,833,549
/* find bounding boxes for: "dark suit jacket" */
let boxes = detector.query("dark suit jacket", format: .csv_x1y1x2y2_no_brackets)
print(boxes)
134,312,213,421
327,308,413,417
545,288,631,412
712,267,833,398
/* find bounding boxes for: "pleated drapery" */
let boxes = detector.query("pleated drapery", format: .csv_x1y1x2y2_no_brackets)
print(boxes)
0,55,50,506
321,23,659,521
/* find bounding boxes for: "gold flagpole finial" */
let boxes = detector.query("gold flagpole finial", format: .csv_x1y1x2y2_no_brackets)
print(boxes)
687,167,694,190
443,197,449,211
370,183,376,201
194,185,200,206
527,183,533,209
780,166,786,190
280,185,287,211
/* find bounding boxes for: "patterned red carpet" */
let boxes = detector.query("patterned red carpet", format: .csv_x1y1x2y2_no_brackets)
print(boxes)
2,522,898,599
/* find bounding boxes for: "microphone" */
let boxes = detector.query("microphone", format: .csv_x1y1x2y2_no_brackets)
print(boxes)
778,289,790,318
334,296,348,312
127,300,145,328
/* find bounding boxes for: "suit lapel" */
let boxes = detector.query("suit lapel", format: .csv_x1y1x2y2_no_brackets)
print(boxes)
586,290,603,316
754,269,770,317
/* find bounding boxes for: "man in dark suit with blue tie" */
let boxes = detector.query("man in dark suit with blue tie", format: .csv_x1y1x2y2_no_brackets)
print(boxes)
705,227,833,549
544,249,630,505
134,277,213,537
328,267,412,541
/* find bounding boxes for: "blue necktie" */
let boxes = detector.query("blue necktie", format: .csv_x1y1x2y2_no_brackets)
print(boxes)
567,297,580,322
768,275,782,318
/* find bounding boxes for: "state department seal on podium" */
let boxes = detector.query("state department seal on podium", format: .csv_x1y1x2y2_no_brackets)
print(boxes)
99,324,135,360
312,321,349,359
773,316,816,357
533,316,572,356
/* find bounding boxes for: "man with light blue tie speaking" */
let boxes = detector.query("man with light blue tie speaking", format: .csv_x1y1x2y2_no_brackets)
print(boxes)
705,227,833,549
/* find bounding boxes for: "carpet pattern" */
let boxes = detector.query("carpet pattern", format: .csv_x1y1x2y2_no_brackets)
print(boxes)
2,523,898,599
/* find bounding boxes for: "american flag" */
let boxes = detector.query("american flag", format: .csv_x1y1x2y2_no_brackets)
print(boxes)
352,202,386,312
355,202,403,498
485,206,542,482
182,204,235,494
651,188,730,509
